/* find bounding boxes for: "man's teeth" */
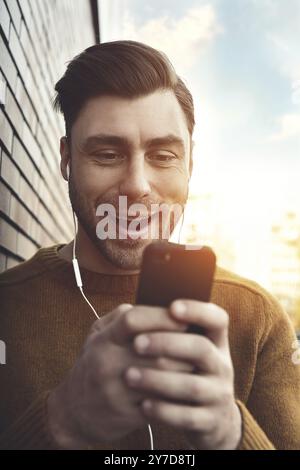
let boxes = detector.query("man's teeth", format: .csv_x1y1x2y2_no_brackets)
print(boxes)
117,215,151,223
119,218,150,228
115,215,154,235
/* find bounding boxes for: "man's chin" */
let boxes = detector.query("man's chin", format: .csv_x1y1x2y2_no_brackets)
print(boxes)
96,236,151,271
114,236,151,247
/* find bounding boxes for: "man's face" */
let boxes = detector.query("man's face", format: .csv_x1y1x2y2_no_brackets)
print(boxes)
63,90,192,270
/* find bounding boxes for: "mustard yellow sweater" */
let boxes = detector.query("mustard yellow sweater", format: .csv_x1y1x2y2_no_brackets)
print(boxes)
0,244,300,450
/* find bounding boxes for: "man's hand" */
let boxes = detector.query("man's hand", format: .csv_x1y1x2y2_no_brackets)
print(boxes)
124,300,242,450
47,303,194,449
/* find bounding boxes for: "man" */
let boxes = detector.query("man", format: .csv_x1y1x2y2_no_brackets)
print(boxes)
0,40,300,450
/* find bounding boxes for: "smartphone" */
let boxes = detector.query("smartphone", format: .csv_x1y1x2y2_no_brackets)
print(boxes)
136,241,216,334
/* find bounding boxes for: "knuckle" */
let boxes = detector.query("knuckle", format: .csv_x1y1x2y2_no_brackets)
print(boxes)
145,333,165,354
118,303,133,313
190,378,203,397
220,358,233,379
122,310,137,333
155,356,193,372
155,357,170,370
90,318,102,333
205,412,217,434
184,412,200,431
196,335,211,356
222,389,233,408
86,322,104,347
181,334,197,358
154,335,166,353
218,308,229,328
206,345,217,366
207,304,229,328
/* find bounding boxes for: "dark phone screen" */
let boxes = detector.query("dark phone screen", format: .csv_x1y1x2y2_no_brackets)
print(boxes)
136,242,216,333
136,242,216,306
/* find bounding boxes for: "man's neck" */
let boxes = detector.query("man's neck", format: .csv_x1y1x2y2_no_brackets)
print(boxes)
57,226,140,275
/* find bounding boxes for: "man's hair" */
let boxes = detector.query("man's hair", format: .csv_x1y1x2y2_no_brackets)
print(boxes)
53,40,195,137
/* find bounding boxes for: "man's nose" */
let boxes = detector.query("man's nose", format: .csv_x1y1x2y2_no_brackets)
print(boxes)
118,158,151,201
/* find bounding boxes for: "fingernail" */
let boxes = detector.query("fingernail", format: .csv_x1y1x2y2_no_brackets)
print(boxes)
127,367,142,383
135,335,150,352
172,301,187,318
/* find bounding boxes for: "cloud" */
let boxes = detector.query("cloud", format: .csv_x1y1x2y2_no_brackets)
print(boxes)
121,5,223,73
247,0,300,109
257,3,300,144
267,113,300,141
292,80,300,105
255,1,300,106
267,32,300,83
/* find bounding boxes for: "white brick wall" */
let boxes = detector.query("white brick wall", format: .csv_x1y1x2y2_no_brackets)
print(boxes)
0,0,97,271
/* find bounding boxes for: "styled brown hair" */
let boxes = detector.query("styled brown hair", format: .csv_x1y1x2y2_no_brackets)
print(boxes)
53,40,195,137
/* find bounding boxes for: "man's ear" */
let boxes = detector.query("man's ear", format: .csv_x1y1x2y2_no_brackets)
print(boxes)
60,136,70,181
189,140,194,180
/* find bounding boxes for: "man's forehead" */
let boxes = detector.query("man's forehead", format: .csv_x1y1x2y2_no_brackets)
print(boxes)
73,90,190,145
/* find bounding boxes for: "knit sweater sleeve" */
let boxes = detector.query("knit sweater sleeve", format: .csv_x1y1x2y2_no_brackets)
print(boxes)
236,293,300,450
0,391,57,450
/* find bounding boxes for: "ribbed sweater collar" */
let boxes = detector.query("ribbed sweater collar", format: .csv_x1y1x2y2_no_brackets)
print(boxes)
34,244,140,295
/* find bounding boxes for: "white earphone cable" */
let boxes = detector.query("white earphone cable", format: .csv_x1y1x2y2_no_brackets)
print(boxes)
70,209,154,450
178,208,185,244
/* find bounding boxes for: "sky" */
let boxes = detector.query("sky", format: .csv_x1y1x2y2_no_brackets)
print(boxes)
98,0,300,283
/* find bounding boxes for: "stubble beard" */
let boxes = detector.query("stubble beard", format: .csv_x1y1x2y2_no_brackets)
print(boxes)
68,177,187,271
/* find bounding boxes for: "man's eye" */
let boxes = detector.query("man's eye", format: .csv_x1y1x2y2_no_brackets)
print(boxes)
92,153,124,163
148,154,177,163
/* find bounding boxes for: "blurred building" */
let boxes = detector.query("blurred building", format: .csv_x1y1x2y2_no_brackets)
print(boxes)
183,192,236,269
0,0,100,272
183,193,215,245
183,195,300,330
270,211,300,328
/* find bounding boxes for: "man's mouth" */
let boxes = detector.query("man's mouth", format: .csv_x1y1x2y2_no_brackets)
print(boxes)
115,212,160,239
95,195,179,242
116,214,152,226
96,206,172,242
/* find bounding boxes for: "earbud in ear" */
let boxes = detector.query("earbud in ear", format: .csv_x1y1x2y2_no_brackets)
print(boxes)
66,164,70,181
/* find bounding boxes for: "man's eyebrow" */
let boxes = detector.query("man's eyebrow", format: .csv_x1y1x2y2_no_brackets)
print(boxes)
146,135,185,151
81,134,185,152
82,134,131,151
